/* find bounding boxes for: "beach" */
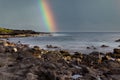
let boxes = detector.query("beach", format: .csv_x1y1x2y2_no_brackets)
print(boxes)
0,37,120,80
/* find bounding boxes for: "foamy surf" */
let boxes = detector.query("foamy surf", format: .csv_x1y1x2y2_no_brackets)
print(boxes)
51,33,68,36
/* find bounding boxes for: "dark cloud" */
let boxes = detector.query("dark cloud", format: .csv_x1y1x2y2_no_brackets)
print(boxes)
50,0,120,32
0,0,120,32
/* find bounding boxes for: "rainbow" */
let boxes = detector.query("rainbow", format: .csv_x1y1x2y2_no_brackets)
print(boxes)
39,0,57,32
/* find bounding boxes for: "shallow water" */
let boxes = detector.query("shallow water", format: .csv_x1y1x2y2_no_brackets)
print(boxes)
9,32,120,54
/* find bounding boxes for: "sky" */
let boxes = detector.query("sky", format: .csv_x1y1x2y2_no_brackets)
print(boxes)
0,0,120,32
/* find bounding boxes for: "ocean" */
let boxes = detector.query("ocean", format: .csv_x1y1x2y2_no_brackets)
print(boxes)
9,32,120,54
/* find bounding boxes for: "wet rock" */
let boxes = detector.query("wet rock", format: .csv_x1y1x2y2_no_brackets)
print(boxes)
46,45,59,48
63,56,72,62
108,68,120,75
19,50,33,58
113,49,120,58
86,46,97,49
116,58,120,62
86,47,91,49
90,51,104,57
60,50,71,57
101,45,109,48
110,75,120,80
72,52,83,59
41,51,62,62
115,39,120,42
26,73,38,80
106,60,120,68
33,46,40,50
5,46,14,53
105,55,115,61
70,58,82,66
81,66,90,75
13,47,18,53
16,55,24,61
91,46,97,50
19,46,29,52
114,48,120,54
118,45,120,47
42,63,56,70
106,52,114,57
70,52,82,65
0,72,17,80
0,40,120,80
0,45,6,53
27,48,42,58
3,41,9,47
35,69,56,80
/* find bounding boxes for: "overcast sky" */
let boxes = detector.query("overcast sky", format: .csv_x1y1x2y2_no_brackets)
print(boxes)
0,0,120,32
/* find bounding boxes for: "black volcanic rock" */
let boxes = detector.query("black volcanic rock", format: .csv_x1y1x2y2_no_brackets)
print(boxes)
114,48,120,54
10,30,39,35
0,40,120,80
101,45,109,48
115,39,120,42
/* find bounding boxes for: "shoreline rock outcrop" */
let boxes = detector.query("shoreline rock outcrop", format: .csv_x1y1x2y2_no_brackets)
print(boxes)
0,27,51,38
115,39,120,42
0,40,120,80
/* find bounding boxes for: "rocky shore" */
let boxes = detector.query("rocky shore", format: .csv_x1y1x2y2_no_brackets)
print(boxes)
0,27,52,38
0,33,51,38
0,40,120,80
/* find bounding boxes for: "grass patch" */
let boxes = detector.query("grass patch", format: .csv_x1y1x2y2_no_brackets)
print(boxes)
0,27,13,34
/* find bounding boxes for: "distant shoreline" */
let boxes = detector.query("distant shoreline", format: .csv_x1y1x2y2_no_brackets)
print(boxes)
0,34,51,38
0,33,52,38
0,27,52,38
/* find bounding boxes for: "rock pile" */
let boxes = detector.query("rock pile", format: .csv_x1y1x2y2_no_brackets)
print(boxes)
0,40,120,80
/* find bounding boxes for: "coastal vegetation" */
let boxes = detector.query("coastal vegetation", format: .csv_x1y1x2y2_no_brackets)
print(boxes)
0,27,51,38
0,27,13,34
0,27,39,35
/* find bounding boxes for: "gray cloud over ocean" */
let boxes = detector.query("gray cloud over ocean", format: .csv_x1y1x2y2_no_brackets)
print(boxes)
0,0,120,32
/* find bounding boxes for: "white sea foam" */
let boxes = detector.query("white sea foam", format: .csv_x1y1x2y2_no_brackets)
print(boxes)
51,33,68,36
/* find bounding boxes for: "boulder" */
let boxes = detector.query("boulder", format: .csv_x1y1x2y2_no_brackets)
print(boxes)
26,73,38,80
101,45,109,48
115,39,120,42
118,45,120,47
46,45,59,48
86,47,91,49
35,69,56,80
107,68,120,75
110,75,120,80
60,50,71,57
72,52,83,59
42,63,56,70
41,51,62,62
89,51,100,56
106,52,114,57
0,72,17,80
3,41,9,46
102,60,120,69
114,48,120,54
89,51,104,59
0,45,5,53
33,46,40,50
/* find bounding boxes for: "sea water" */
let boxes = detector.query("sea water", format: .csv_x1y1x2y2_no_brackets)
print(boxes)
9,32,120,54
